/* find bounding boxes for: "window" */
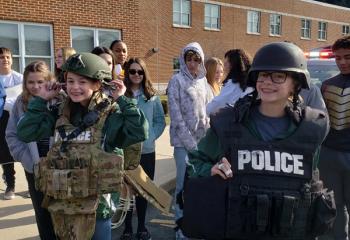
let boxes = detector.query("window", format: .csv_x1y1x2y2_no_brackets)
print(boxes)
318,22,327,40
205,4,220,30
71,27,121,52
173,0,191,27
342,25,349,36
0,21,53,73
173,58,180,74
270,14,281,36
247,11,260,34
301,19,311,39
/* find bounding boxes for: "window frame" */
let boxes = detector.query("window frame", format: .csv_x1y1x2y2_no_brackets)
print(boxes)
318,22,327,41
0,20,54,73
269,14,282,36
70,26,121,52
173,0,191,27
342,25,350,36
301,18,311,39
247,10,261,34
204,3,221,30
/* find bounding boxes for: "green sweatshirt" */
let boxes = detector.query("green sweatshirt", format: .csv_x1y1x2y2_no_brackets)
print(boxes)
17,94,149,218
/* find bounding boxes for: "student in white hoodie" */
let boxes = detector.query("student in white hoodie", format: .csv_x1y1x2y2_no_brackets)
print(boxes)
0,47,23,200
167,42,211,240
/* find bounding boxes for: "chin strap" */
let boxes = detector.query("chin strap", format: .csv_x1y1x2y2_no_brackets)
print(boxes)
111,183,135,229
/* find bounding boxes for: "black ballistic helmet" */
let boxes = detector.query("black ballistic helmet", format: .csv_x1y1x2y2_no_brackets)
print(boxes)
248,42,310,89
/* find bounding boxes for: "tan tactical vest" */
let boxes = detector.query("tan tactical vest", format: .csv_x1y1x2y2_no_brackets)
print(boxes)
35,97,124,199
34,94,124,240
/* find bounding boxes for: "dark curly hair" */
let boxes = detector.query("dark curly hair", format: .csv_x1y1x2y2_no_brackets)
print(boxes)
223,49,251,90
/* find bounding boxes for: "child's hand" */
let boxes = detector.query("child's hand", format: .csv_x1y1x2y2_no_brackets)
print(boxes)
38,81,61,101
110,80,126,101
211,157,233,180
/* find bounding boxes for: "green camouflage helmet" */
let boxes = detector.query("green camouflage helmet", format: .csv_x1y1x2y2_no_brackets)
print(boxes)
62,52,112,81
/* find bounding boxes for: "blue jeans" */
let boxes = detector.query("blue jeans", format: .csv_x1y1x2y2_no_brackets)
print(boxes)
319,146,350,240
174,147,188,221
92,218,111,240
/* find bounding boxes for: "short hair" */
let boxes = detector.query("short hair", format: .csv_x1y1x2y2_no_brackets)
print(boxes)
184,50,201,62
0,47,12,56
332,36,350,51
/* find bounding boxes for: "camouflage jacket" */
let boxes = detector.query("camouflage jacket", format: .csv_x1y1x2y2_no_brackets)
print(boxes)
17,92,148,218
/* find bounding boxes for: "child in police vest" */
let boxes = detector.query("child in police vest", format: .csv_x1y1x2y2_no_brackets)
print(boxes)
183,42,334,240
16,53,148,240
5,61,57,239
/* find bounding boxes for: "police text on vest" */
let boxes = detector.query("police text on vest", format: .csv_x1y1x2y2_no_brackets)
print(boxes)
238,150,304,175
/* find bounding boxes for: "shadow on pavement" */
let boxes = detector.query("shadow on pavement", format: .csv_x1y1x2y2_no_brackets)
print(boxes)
0,203,33,218
0,215,37,229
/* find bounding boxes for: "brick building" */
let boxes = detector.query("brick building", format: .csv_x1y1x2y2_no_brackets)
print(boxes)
1,0,349,88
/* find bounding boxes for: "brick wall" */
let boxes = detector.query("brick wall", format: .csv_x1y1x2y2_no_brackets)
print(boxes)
0,0,140,55
1,0,350,85
139,0,350,84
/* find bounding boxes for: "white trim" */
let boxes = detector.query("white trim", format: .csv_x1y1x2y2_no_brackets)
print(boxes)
193,0,350,25
247,32,261,36
269,34,281,37
172,24,192,29
70,25,120,33
204,27,220,31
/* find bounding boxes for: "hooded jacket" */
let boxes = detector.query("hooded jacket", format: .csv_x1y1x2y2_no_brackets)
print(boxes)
5,95,53,173
167,42,211,150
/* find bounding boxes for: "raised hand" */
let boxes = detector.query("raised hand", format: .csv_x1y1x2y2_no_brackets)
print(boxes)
110,80,126,101
38,81,61,101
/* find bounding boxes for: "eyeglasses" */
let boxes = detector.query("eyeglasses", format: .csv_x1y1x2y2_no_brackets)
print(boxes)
129,69,144,75
257,71,288,84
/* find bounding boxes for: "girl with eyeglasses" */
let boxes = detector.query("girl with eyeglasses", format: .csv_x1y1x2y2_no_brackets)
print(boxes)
182,42,333,240
121,57,166,240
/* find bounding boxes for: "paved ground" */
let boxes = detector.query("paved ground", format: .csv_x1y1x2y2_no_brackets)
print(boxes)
112,192,176,240
0,126,176,240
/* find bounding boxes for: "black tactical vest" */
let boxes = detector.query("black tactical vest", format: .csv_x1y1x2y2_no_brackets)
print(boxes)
182,106,328,240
